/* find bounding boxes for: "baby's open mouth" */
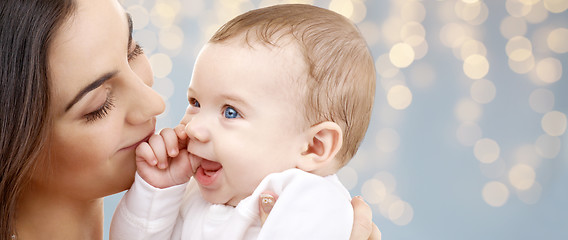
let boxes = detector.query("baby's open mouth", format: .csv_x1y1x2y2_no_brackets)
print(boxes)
191,153,222,186
200,158,222,175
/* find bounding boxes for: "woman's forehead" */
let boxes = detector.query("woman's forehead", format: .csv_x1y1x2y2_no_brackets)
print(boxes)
51,0,126,51
47,0,129,110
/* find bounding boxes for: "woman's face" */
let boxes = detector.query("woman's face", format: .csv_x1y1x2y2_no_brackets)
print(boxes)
39,0,165,199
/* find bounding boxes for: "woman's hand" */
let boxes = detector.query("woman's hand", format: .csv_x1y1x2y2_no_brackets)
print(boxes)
350,196,381,240
258,193,381,239
258,191,277,224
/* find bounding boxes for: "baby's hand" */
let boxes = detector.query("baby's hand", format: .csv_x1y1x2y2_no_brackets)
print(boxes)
135,127,192,188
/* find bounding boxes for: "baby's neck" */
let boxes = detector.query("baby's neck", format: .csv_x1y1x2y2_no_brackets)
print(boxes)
305,165,339,178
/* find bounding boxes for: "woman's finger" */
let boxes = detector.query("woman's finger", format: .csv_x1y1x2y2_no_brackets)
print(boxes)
369,222,381,240
258,191,278,225
350,196,381,240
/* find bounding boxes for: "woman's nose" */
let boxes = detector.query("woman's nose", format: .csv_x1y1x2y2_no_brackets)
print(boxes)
125,75,166,125
185,113,210,143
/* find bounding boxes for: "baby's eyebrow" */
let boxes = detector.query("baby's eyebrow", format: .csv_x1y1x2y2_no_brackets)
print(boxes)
220,93,250,108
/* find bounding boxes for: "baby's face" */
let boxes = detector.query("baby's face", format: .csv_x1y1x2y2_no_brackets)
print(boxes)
180,40,308,206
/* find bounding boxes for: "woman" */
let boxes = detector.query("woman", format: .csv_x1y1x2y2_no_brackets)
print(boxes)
0,0,380,239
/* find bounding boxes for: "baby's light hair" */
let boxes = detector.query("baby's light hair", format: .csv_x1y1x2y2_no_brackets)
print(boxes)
210,4,376,168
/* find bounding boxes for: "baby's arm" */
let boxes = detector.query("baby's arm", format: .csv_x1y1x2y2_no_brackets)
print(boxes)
136,126,192,188
110,126,191,240
110,172,187,240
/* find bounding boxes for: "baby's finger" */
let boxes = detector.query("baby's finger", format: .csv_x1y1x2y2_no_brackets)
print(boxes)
148,134,168,169
160,128,179,157
135,142,157,166
174,124,188,148
174,124,187,140
169,149,193,184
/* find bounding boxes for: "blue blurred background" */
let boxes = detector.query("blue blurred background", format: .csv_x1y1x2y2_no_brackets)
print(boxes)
105,0,568,239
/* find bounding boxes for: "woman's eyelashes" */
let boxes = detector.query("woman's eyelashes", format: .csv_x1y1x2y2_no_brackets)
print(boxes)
84,94,115,123
127,42,143,61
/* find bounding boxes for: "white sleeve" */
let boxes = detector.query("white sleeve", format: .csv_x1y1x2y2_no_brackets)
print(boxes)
109,172,188,240
256,169,354,240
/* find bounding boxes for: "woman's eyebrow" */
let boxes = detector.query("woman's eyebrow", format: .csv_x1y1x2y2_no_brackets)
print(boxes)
65,71,118,112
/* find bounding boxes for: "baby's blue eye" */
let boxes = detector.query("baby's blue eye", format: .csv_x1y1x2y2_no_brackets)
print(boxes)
190,98,200,108
224,106,240,119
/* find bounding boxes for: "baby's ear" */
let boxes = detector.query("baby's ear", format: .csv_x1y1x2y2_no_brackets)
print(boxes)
297,121,343,175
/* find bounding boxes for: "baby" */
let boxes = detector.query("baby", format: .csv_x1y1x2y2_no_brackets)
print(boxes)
111,4,375,239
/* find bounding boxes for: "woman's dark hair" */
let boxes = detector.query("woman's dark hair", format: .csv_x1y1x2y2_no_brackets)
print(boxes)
0,0,75,238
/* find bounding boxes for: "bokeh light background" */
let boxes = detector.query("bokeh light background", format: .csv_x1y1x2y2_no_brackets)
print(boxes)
105,0,568,239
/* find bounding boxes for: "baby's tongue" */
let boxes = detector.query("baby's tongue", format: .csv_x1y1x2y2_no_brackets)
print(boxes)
201,159,222,176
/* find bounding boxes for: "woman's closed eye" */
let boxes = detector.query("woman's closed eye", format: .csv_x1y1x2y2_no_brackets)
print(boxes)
84,94,115,123
223,105,241,119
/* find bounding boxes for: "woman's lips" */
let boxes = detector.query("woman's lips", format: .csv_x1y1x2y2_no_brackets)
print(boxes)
120,132,153,151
